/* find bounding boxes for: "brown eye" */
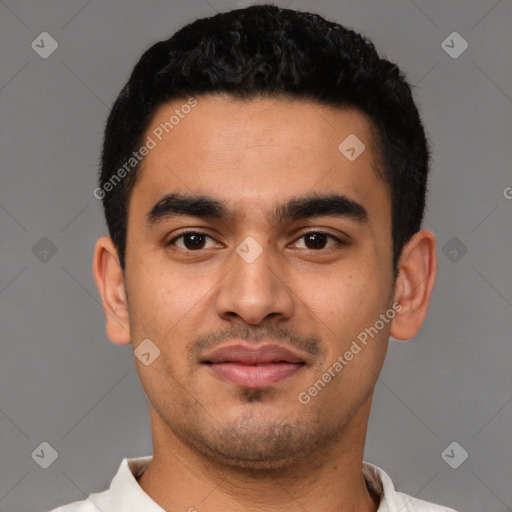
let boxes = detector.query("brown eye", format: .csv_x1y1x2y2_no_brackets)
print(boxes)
293,232,342,250
167,232,215,250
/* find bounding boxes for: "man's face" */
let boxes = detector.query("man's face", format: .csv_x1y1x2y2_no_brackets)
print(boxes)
123,95,396,471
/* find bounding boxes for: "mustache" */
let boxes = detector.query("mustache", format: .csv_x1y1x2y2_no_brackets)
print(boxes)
189,323,322,361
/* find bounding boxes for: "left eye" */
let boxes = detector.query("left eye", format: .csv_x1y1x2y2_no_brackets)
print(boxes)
292,232,342,250
166,231,342,251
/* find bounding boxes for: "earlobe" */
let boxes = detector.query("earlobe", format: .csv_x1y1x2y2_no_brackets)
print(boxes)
92,236,131,345
390,229,437,341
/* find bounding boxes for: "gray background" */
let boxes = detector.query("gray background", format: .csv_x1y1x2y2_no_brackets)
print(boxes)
1,0,511,511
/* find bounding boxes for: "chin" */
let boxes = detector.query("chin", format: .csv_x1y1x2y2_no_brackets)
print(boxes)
184,411,336,476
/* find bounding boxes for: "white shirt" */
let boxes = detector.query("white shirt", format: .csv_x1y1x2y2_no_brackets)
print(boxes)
49,455,458,512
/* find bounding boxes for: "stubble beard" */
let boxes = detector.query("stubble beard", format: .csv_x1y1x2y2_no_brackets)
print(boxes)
162,392,344,477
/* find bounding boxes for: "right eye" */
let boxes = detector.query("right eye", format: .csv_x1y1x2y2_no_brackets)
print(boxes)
166,231,219,251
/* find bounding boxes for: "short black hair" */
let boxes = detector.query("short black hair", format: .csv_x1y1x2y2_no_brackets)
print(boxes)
99,4,431,278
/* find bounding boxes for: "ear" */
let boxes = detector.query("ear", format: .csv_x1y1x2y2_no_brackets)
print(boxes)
390,229,437,341
92,236,131,345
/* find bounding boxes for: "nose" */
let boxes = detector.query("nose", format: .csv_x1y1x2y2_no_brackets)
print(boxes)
215,238,295,326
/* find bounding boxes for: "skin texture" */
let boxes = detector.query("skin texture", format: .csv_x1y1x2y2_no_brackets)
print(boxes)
93,95,437,512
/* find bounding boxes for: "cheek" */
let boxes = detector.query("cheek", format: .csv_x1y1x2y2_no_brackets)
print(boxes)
302,273,389,409
128,269,204,391
127,263,206,340
301,268,388,350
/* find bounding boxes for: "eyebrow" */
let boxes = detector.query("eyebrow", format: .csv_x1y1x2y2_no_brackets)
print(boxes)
145,192,368,227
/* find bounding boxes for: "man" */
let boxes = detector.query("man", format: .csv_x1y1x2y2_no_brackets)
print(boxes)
51,5,458,511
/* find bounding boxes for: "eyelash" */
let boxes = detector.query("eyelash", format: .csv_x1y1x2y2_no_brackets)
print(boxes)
166,231,345,251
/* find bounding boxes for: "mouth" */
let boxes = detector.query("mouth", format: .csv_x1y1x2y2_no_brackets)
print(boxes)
201,343,307,388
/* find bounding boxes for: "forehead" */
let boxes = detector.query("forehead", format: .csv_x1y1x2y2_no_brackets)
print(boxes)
130,95,389,226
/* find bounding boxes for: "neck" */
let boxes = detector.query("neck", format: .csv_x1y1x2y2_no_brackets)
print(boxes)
136,402,380,512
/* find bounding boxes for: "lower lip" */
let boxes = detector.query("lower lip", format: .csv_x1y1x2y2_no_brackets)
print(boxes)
207,362,304,388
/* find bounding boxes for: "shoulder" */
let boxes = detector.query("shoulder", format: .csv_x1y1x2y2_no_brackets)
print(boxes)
46,491,110,512
393,491,459,511
45,456,154,512
363,461,459,512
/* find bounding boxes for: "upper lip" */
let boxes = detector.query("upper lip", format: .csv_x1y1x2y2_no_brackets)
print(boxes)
201,342,306,365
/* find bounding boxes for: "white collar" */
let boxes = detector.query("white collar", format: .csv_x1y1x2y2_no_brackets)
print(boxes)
64,455,455,512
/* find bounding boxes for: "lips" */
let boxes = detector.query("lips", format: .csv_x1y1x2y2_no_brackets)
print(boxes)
201,343,306,388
